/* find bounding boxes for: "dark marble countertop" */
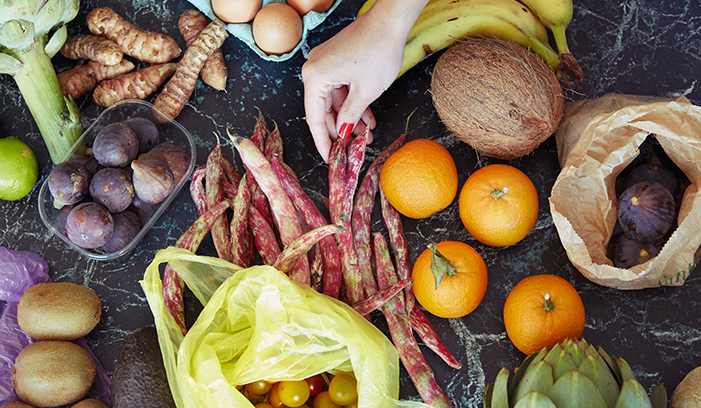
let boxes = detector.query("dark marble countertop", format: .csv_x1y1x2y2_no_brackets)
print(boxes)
1,0,700,406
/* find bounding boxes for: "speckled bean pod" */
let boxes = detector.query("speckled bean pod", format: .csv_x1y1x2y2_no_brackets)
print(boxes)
230,174,255,268
352,278,411,316
409,304,462,369
380,188,414,312
221,157,242,188
373,232,454,408
264,122,283,162
248,205,281,265
272,156,342,298
206,142,232,262
231,136,310,285
273,224,344,273
163,199,230,334
190,164,207,216
352,134,407,296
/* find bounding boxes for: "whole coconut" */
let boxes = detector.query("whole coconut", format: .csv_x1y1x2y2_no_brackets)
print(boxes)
430,38,564,160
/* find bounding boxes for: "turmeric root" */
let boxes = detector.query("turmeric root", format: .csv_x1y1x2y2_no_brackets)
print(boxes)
154,19,228,120
58,59,135,99
178,9,228,91
60,35,124,66
87,7,181,64
93,63,177,107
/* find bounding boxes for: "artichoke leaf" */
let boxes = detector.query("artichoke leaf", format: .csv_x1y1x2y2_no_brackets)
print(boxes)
0,19,35,50
578,354,622,408
548,371,609,408
0,0,37,23
617,358,637,382
647,384,667,408
485,383,495,408
44,24,67,58
511,360,555,404
492,367,511,408
597,347,623,385
545,347,578,381
0,52,23,75
35,0,79,37
513,391,558,408
614,379,653,408
510,349,549,400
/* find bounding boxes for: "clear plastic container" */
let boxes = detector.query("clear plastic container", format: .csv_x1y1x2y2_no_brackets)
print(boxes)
38,100,197,261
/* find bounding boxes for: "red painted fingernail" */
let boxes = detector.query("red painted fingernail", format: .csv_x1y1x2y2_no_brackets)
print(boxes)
339,123,353,140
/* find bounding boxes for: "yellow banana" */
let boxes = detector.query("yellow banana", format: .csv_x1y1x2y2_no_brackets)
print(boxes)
516,0,572,55
399,1,560,78
516,0,583,85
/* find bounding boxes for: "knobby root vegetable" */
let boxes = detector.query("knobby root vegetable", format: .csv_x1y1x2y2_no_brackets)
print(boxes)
352,133,406,297
230,135,310,285
272,156,342,299
205,141,232,262
163,199,230,333
273,224,344,273
248,205,281,265
58,59,134,99
671,366,701,408
178,9,228,91
60,34,123,65
373,232,454,408
230,174,255,268
352,278,412,316
87,7,182,64
154,19,228,121
92,62,177,107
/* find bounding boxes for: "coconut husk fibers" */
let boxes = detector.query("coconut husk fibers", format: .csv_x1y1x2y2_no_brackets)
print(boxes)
431,37,564,160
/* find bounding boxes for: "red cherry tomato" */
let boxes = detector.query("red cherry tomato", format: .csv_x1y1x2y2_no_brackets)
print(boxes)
305,374,325,398
279,380,311,408
327,373,358,406
269,382,285,408
246,380,274,395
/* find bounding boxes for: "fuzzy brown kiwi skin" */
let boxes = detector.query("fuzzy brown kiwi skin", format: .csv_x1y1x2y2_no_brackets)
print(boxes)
17,282,102,341
11,341,96,407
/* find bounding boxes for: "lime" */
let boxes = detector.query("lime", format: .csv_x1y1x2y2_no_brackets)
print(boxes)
0,137,39,201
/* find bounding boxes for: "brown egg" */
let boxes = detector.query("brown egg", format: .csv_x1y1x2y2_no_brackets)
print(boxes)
287,0,334,15
212,0,262,23
252,3,304,56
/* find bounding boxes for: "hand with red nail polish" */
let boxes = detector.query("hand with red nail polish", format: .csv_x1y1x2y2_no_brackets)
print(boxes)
301,0,428,163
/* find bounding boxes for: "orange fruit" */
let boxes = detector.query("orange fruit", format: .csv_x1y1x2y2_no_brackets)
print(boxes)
380,138,458,219
503,274,585,355
458,164,538,247
412,241,488,318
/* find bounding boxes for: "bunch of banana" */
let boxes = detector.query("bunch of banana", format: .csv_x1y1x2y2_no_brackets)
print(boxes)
357,0,582,85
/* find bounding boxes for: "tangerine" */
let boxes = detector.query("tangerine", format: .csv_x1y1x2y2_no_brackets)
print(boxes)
380,138,458,219
412,241,488,318
458,164,538,247
503,274,585,355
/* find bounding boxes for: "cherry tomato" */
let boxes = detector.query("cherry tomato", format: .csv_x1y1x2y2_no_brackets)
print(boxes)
312,391,341,408
246,380,274,395
327,373,358,406
305,374,325,398
278,380,311,407
344,401,358,408
269,382,285,408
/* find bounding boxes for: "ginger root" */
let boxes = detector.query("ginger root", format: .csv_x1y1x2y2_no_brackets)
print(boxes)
93,63,177,107
154,19,228,121
58,59,135,99
87,7,181,64
178,9,228,91
60,35,124,66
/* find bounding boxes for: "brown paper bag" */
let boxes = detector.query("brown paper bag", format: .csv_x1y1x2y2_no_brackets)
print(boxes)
549,93,701,289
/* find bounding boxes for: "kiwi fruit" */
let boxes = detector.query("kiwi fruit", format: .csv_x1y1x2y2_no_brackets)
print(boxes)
11,341,96,407
17,282,101,341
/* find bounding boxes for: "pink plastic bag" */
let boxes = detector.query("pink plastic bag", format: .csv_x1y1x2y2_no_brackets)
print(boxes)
0,246,111,406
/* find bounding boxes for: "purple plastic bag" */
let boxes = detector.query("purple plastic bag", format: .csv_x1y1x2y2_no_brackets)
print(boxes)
0,246,112,407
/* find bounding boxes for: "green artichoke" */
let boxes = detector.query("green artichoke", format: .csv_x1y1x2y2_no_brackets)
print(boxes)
484,338,668,408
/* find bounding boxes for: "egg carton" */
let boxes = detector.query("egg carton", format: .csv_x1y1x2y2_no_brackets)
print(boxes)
185,0,343,61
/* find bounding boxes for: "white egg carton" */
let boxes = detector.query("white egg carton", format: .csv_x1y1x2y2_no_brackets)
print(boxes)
185,0,343,61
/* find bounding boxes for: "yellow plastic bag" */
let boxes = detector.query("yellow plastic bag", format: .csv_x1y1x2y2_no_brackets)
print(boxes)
141,247,422,408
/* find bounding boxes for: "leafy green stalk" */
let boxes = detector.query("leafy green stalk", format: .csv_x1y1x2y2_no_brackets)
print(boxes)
1,0,84,163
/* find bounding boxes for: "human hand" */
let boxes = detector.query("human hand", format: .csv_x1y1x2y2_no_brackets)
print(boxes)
301,2,418,162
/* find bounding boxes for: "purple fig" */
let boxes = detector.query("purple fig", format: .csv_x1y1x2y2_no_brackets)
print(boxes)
65,202,114,249
131,159,175,204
